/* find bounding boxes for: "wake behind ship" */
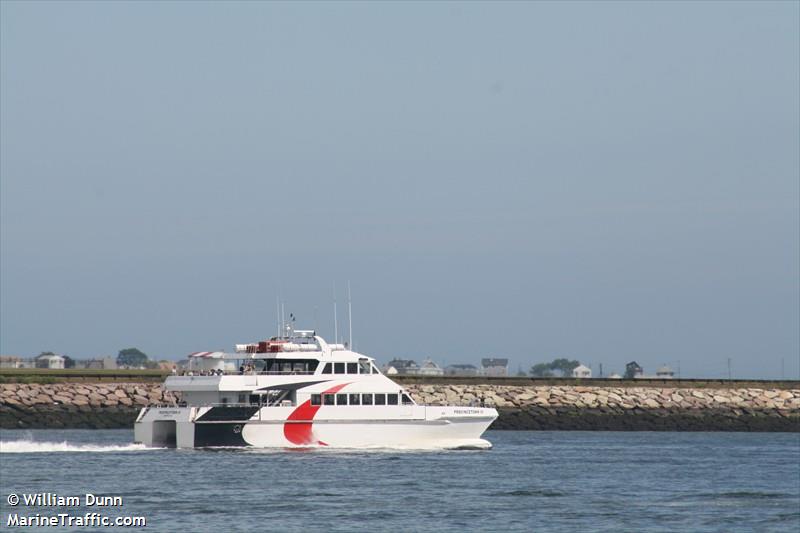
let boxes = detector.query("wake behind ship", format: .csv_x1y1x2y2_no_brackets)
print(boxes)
134,329,497,449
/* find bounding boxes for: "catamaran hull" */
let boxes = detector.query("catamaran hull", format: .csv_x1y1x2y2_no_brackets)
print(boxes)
134,406,497,449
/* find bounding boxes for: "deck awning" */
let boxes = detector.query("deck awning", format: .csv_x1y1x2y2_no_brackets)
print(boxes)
187,351,226,359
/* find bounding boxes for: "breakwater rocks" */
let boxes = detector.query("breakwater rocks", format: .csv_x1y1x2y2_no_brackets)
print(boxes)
406,384,800,431
1,382,798,431
0,383,176,430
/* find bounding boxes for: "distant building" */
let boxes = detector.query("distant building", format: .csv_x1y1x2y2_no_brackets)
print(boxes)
445,364,479,376
78,357,118,370
35,354,65,369
0,356,24,369
625,361,643,379
608,373,622,379
481,358,509,377
656,365,675,379
384,359,420,375
418,358,444,376
572,364,592,378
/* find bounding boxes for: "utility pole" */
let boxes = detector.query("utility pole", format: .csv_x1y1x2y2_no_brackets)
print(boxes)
727,358,732,380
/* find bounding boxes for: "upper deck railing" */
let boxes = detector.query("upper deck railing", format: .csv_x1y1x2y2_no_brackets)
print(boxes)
175,370,316,377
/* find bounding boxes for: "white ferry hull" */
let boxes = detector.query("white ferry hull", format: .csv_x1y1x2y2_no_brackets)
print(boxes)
241,419,495,449
135,405,497,450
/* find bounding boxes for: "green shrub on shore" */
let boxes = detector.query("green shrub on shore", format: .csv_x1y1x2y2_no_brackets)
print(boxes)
0,368,167,383
0,375,59,384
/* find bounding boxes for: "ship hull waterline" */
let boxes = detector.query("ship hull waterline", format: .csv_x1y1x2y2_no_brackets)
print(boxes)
134,405,497,450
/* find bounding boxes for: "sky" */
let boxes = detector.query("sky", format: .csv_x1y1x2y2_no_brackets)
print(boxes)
1,1,798,379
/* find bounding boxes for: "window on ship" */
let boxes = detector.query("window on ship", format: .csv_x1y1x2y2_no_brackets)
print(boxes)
259,359,320,374
259,390,289,407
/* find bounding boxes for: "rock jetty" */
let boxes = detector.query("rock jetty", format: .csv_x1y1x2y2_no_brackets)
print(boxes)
1,382,797,431
0,383,176,429
405,384,800,431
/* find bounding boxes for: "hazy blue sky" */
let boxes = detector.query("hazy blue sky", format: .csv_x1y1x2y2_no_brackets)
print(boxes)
1,1,798,378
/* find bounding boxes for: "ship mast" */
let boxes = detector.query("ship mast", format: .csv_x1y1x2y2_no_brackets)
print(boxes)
348,281,353,350
333,283,339,345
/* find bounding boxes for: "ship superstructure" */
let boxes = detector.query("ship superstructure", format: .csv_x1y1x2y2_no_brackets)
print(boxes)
134,330,497,449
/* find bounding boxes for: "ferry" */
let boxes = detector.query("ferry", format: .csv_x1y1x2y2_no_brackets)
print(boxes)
134,328,498,449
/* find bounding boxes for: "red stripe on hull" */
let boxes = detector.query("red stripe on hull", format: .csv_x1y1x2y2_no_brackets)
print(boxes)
283,383,349,445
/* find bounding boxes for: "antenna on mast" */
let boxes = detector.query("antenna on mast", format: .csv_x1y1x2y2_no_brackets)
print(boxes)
276,296,281,337
333,283,339,345
281,302,286,338
348,281,353,350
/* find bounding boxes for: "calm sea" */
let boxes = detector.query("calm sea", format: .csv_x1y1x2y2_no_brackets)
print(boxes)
1,430,798,532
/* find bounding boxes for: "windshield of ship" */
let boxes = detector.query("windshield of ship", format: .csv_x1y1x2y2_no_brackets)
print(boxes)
244,359,319,374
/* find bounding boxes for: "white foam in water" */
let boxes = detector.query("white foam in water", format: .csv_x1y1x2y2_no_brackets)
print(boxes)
0,436,490,453
0,440,156,453
235,439,493,453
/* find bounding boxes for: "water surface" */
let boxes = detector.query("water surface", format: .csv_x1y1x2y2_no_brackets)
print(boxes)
1,430,798,532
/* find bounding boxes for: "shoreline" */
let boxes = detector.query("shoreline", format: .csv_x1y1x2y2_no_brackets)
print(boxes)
2,382,798,432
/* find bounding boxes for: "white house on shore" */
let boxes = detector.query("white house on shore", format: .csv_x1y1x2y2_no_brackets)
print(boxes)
0,356,24,369
383,359,420,375
418,358,444,376
481,358,509,377
445,364,479,376
572,364,592,378
656,365,675,379
35,354,65,369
